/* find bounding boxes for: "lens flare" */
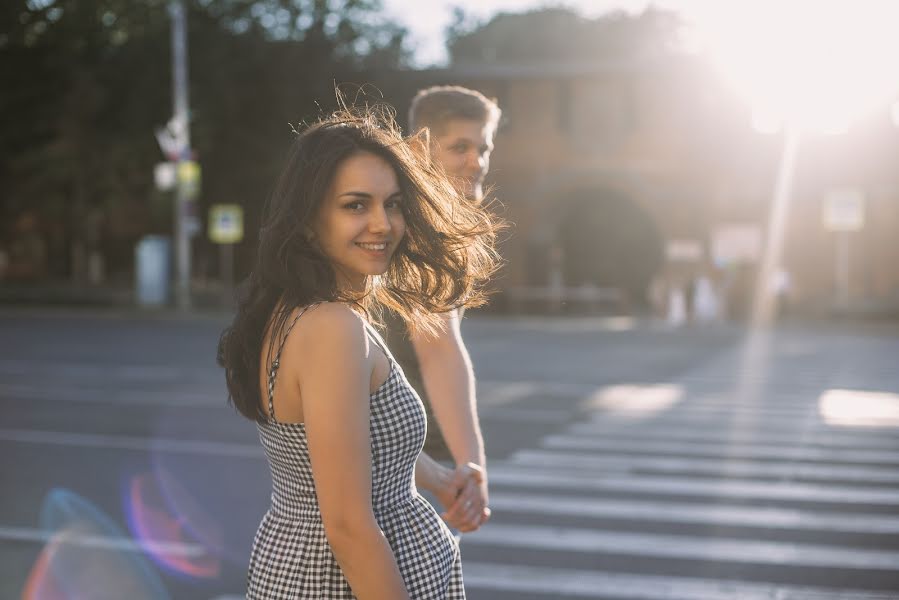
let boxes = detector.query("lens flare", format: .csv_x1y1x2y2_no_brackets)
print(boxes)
125,470,221,578
22,488,170,600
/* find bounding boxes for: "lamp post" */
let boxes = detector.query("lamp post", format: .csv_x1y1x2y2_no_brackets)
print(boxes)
169,0,192,310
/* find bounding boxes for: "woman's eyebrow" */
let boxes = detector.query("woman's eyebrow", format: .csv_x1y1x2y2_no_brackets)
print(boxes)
337,190,403,199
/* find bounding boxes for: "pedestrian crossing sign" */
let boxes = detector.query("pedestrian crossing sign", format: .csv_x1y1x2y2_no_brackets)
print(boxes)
209,204,243,244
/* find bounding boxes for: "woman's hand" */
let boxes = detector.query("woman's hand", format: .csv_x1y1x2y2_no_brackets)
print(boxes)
440,463,490,533
416,454,490,532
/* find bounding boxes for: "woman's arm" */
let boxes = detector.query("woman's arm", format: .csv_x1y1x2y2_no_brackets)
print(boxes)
293,303,410,600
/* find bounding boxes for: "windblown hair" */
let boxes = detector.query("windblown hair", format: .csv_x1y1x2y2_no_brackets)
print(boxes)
217,105,501,422
408,85,502,134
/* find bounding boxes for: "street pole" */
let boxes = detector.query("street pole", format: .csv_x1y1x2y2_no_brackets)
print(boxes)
170,0,192,310
836,231,850,310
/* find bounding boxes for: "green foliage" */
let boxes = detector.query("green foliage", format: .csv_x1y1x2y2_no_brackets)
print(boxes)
0,0,409,278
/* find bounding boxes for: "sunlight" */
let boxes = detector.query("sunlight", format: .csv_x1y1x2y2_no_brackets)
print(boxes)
584,384,684,418
692,1,899,133
819,389,899,427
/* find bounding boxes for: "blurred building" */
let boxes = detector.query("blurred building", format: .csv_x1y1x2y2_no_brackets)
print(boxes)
401,57,899,317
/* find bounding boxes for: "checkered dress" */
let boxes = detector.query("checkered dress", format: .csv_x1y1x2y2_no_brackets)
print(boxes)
247,307,465,599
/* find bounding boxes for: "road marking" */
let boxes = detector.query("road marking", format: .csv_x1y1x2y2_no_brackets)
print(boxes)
0,360,210,381
0,383,226,408
463,524,899,570
541,434,899,466
480,408,572,423
488,493,899,534
477,382,540,406
462,562,899,599
0,428,262,458
510,449,899,484
0,525,206,557
587,409,899,430
567,421,899,449
487,465,899,505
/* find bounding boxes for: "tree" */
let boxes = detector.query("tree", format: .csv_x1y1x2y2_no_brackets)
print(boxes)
0,0,410,282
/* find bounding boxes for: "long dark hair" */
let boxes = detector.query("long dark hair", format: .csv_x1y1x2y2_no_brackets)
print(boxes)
218,105,501,422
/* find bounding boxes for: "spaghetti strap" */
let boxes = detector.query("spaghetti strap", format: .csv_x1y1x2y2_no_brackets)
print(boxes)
362,319,394,363
267,304,317,421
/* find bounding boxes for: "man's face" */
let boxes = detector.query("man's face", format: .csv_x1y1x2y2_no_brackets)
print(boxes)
430,118,496,201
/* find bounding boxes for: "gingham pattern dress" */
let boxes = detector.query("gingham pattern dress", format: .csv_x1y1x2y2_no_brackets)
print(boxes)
247,306,465,599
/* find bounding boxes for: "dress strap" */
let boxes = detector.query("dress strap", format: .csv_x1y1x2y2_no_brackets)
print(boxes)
362,319,394,362
267,304,316,421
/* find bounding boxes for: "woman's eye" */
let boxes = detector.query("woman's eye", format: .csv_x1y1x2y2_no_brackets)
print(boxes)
386,198,404,210
343,201,364,211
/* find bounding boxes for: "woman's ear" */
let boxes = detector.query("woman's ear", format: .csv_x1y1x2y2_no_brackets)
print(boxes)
303,224,317,242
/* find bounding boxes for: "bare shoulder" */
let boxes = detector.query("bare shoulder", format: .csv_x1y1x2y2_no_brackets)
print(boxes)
289,302,367,359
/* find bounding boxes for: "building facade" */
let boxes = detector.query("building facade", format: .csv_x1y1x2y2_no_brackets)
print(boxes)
400,58,899,316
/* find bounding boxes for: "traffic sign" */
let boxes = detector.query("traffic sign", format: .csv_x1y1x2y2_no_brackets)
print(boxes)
823,188,864,232
209,204,243,244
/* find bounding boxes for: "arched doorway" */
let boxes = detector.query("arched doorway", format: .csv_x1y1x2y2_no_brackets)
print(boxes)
555,188,663,307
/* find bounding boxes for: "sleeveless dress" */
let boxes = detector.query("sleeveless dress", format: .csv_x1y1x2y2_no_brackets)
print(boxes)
247,306,465,599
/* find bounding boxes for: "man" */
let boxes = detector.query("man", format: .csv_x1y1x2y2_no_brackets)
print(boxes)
382,86,500,533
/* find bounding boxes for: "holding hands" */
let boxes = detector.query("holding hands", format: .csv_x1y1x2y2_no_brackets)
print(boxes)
415,456,490,533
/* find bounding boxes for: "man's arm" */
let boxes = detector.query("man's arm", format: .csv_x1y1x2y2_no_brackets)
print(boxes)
411,310,483,466
411,309,489,529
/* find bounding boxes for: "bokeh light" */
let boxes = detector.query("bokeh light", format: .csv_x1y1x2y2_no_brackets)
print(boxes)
125,470,222,579
22,489,170,600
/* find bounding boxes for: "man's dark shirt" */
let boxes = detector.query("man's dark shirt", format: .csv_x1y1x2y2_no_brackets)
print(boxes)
379,309,451,460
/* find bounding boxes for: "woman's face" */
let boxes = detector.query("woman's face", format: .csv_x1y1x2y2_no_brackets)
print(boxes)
313,151,407,292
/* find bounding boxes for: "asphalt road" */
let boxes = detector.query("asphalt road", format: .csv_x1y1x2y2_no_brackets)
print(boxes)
2,308,898,599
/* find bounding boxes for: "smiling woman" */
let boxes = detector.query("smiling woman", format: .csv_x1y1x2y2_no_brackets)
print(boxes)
216,104,500,599
313,152,408,292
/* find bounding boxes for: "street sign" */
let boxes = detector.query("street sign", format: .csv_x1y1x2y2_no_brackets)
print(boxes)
665,239,703,262
154,162,177,191
209,204,243,244
712,224,762,266
823,188,865,232
177,160,201,199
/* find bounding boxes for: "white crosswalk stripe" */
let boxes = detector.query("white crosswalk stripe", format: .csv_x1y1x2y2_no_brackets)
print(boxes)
462,369,899,598
486,493,899,534
465,524,899,569
462,563,899,599
487,465,899,505
540,433,899,464
567,421,899,449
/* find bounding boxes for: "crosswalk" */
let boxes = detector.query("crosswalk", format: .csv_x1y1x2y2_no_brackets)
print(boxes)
461,374,899,598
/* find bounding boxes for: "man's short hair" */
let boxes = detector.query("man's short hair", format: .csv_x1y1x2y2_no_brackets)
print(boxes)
409,85,501,134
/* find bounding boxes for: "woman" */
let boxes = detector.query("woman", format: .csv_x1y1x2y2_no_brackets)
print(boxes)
218,106,499,599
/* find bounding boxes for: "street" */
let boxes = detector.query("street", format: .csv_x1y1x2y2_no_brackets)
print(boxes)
2,309,898,599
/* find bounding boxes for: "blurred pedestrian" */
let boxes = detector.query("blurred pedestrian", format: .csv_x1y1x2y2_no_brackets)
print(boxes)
380,86,502,533
217,106,499,598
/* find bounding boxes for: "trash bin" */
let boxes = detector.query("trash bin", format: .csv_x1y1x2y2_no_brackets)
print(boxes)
135,235,171,307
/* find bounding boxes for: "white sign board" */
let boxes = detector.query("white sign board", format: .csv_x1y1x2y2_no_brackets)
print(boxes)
711,224,762,266
665,239,703,262
823,188,864,232
154,162,177,191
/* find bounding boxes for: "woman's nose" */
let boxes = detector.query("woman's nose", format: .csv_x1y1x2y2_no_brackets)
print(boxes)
369,207,391,233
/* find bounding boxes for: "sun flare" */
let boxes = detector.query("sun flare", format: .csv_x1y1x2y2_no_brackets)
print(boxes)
689,0,899,133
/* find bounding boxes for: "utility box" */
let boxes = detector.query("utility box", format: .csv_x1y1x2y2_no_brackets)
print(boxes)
135,235,171,307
